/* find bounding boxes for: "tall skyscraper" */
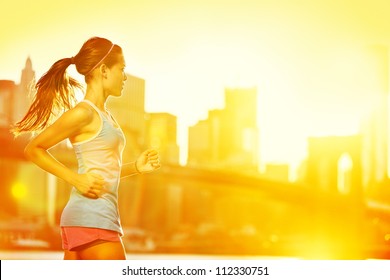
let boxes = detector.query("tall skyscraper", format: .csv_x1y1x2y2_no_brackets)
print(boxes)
188,87,259,171
20,57,35,92
223,87,258,167
14,57,35,123
146,112,180,164
360,46,389,188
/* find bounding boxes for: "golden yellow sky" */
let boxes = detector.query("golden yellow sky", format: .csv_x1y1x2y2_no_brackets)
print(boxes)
2,0,390,173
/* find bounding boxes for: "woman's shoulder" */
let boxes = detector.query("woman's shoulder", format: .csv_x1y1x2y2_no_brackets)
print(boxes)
63,102,95,125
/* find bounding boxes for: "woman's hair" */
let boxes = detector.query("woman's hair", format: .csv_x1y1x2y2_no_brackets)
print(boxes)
12,37,123,136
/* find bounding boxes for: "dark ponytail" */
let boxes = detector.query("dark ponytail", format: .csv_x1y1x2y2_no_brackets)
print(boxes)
12,36,122,136
12,57,83,136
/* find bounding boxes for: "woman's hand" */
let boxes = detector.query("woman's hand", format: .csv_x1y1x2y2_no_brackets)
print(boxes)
135,149,161,174
74,172,107,199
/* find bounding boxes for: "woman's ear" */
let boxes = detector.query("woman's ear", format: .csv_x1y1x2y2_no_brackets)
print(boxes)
99,64,108,79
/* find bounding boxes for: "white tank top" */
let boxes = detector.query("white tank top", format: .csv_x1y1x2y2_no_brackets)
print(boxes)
60,99,126,235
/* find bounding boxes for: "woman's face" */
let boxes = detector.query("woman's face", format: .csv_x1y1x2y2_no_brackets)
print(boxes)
104,54,127,97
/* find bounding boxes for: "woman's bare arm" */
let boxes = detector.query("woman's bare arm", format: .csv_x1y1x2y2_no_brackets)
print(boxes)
24,104,106,198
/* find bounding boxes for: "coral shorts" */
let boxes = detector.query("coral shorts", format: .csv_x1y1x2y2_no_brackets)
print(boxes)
61,226,121,251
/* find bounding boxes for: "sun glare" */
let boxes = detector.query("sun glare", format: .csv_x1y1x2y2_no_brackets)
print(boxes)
11,182,28,200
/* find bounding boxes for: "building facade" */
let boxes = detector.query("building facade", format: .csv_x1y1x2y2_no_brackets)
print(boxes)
146,112,180,165
188,87,259,171
359,46,389,188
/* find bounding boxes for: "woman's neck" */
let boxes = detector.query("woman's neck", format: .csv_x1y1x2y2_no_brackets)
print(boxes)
84,84,108,111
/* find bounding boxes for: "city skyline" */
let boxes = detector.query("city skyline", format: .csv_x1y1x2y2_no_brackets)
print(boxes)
3,46,389,181
2,0,390,174
3,1,390,261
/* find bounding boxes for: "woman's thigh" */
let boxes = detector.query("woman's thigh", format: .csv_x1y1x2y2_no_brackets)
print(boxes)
78,240,126,260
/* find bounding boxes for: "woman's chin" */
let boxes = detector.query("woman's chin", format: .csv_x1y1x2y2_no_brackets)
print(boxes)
111,90,123,97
